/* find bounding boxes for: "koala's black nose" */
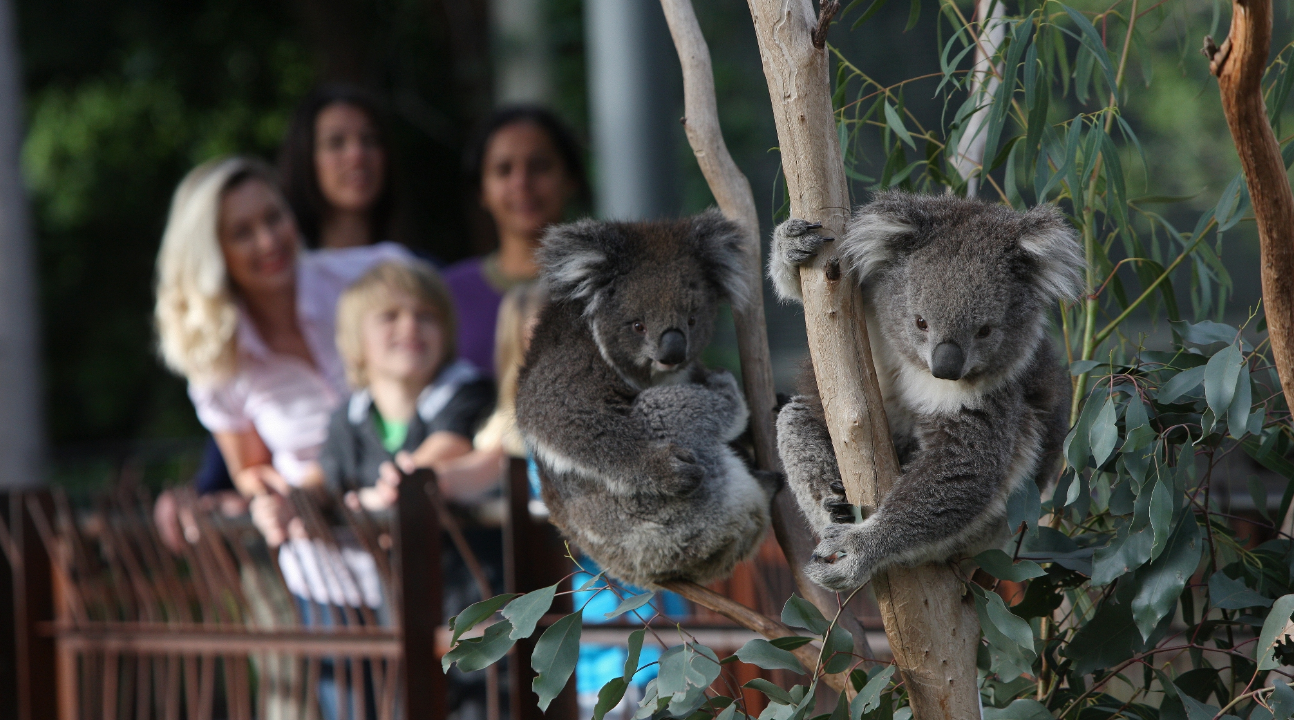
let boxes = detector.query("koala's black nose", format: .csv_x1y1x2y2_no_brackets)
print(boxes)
930,341,965,380
656,329,687,366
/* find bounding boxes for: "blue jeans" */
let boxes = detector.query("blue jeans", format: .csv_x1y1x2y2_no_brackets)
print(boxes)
295,596,379,720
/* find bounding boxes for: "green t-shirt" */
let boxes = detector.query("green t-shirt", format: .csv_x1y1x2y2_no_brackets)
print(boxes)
373,413,409,454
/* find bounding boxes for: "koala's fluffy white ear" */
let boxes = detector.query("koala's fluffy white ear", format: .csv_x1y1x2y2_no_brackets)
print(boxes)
691,209,752,310
837,209,912,284
1019,204,1085,302
538,219,611,304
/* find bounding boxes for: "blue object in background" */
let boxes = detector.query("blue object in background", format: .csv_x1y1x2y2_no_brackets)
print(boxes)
571,562,689,694
527,454,691,695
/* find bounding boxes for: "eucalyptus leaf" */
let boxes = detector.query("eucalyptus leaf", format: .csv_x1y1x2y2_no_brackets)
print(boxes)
735,638,807,674
443,619,517,673
1228,361,1252,438
1204,344,1244,417
1149,477,1173,561
971,585,1036,681
593,678,629,720
1065,391,1107,471
1090,397,1119,467
1272,682,1294,720
1257,594,1294,670
1131,514,1201,641
975,548,1046,581
982,699,1053,720
503,584,557,640
1005,478,1041,535
1208,571,1273,610
449,593,518,646
604,591,655,620
531,613,583,711
1092,522,1153,585
849,665,896,719
782,595,831,636
1157,365,1207,405
624,629,645,680
883,101,916,149
745,678,794,706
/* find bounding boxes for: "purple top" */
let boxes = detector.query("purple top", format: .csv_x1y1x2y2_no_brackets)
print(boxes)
444,256,504,378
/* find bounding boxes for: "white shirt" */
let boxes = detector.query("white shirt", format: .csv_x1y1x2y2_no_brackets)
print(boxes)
187,243,410,608
188,243,411,485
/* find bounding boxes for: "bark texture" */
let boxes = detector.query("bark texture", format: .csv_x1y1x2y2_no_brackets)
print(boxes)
1206,0,1294,395
657,0,875,664
743,0,980,716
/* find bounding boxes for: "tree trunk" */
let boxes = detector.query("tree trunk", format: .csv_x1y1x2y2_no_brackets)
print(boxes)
949,0,1007,198
743,1,981,717
656,0,875,668
0,0,43,490
1205,0,1294,395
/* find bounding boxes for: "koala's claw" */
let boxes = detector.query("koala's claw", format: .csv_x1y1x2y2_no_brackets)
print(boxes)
826,500,855,524
806,524,872,591
774,218,831,266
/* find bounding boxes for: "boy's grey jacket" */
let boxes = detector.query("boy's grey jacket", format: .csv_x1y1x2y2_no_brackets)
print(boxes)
770,191,1084,591
319,359,494,492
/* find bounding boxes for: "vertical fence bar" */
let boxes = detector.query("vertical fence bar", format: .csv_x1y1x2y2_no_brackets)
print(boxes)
397,469,445,720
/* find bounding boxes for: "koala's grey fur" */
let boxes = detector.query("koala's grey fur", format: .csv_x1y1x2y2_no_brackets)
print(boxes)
770,191,1083,591
515,210,779,588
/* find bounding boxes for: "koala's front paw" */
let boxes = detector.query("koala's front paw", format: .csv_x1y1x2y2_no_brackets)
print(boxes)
806,524,873,591
774,218,833,265
770,219,832,303
655,444,704,495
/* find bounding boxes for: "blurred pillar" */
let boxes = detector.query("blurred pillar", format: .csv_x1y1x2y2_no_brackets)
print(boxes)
492,0,553,104
585,0,680,220
0,0,43,489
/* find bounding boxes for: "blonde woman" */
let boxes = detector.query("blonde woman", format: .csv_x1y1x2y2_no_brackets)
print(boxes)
154,156,407,587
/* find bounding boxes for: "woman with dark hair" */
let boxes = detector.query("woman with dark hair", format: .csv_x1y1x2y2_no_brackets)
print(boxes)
279,85,396,249
444,105,588,377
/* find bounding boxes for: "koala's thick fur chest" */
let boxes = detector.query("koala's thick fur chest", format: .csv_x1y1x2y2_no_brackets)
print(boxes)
515,213,778,588
769,191,1084,591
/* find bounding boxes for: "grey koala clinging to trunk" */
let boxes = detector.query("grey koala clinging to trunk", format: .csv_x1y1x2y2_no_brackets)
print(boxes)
516,211,779,588
770,191,1084,591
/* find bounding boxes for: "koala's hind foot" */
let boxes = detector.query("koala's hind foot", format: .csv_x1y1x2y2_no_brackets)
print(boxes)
805,522,887,591
769,219,833,302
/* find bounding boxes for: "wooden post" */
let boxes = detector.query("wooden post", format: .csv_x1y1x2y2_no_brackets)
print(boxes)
396,470,446,720
743,1,981,717
503,458,577,720
1205,0,1294,393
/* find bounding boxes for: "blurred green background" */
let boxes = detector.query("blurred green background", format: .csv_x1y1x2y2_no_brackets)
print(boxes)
14,0,1281,490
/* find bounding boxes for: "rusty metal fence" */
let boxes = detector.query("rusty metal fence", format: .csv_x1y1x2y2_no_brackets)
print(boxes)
0,463,577,720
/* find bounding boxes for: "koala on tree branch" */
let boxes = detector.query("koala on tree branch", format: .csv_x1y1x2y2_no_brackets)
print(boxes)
516,211,779,588
771,191,1084,591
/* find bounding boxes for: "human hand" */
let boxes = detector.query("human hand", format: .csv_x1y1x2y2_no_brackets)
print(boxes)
249,493,298,548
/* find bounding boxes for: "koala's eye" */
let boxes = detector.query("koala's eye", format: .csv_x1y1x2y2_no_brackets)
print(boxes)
632,321,646,335
687,316,696,327
976,325,992,338
915,316,928,331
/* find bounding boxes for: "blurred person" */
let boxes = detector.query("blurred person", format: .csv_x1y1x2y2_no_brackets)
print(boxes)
279,85,396,249
179,86,399,514
153,154,409,578
318,260,493,508
444,106,587,377
434,282,548,501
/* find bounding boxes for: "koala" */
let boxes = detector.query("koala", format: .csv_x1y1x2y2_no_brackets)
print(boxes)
770,191,1083,591
515,210,780,588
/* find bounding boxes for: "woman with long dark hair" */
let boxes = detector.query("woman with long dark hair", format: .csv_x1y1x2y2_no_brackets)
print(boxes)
278,85,396,249
444,106,588,377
